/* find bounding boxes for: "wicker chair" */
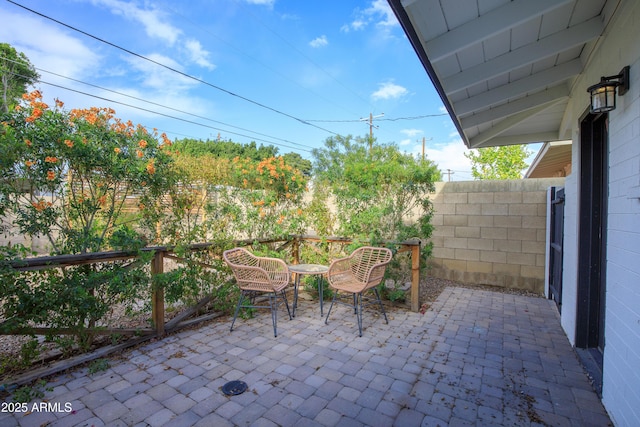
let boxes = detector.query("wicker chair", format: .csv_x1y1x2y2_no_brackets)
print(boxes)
223,247,292,337
324,246,393,336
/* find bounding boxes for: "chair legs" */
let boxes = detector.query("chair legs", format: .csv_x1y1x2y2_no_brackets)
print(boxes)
269,290,292,337
325,288,388,337
373,288,388,325
230,290,292,337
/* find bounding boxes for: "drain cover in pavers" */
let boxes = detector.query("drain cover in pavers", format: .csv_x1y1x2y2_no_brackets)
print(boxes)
222,380,248,396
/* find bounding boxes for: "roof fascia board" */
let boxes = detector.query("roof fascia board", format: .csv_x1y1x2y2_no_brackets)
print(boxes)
442,17,603,94
387,0,470,146
425,0,573,63
460,85,569,128
524,142,553,178
524,140,572,178
454,59,583,116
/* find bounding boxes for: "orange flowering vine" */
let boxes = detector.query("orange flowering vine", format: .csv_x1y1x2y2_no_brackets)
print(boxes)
64,139,74,148
160,132,172,146
46,170,56,181
25,108,43,122
138,139,148,149
45,156,59,163
31,200,52,212
146,160,156,175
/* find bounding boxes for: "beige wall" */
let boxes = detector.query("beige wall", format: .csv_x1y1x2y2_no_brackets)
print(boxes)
428,178,565,293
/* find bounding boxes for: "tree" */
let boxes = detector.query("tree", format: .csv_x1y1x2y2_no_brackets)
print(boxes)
0,43,40,113
312,134,441,242
465,145,531,180
0,90,181,348
0,90,177,254
172,138,279,161
281,152,312,176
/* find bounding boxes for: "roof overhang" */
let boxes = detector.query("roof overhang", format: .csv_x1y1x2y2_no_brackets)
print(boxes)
388,0,618,149
524,140,572,178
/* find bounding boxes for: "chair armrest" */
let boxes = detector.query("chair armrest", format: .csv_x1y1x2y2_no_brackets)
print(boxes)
257,256,290,284
327,255,353,278
362,260,391,290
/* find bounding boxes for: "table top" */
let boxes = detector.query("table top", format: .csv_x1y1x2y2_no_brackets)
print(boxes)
289,263,329,274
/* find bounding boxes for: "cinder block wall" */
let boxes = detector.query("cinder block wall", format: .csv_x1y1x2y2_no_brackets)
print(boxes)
428,178,565,293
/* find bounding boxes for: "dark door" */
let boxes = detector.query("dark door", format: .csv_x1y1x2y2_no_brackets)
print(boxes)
549,187,564,311
576,112,608,394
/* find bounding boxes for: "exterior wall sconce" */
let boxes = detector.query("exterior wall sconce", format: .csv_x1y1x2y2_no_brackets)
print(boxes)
587,66,630,113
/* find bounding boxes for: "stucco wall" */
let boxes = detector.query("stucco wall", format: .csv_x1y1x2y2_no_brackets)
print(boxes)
427,178,565,294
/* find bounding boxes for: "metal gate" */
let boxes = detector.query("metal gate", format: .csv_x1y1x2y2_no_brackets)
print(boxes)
549,187,564,311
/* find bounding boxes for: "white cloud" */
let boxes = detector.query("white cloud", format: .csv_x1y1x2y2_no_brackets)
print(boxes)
0,9,100,81
184,39,216,70
90,0,215,70
399,138,413,146
371,82,408,101
341,19,366,33
244,0,275,6
365,0,398,28
92,0,182,46
126,53,197,92
342,0,398,32
399,133,473,181
423,140,473,181
102,85,212,121
309,35,328,48
401,128,423,138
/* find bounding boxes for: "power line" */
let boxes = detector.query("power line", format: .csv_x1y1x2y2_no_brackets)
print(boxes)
157,1,364,120
360,112,384,143
303,113,448,123
379,113,448,121
444,169,455,182
234,0,375,111
1,54,315,152
11,71,313,153
6,0,339,137
33,65,315,151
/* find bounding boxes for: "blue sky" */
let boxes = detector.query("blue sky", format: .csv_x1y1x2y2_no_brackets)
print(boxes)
1,0,477,180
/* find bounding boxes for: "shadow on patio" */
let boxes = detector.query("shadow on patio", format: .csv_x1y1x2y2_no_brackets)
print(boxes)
1,287,612,427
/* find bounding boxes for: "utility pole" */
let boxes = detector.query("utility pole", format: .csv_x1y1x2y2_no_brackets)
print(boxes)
360,112,384,153
420,137,433,161
445,169,455,182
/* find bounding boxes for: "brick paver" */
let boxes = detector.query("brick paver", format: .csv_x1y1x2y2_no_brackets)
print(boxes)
3,287,612,426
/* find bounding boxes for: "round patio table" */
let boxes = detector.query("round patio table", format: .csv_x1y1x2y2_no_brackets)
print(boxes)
289,263,329,317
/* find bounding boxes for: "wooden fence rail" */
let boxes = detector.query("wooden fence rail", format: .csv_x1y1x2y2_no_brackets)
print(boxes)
1,235,422,386
4,235,422,339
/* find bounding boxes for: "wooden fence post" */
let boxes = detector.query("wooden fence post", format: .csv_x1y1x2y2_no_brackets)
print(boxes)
411,243,420,312
151,250,165,336
292,236,300,264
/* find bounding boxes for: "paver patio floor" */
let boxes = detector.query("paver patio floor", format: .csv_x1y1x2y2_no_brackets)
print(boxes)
1,287,612,426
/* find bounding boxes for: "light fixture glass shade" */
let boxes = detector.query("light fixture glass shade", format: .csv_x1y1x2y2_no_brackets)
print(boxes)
589,83,617,113
586,67,630,114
